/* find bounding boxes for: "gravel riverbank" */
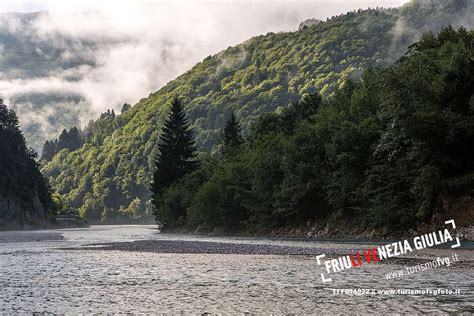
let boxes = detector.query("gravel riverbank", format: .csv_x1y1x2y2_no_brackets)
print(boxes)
66,239,347,256
64,238,474,266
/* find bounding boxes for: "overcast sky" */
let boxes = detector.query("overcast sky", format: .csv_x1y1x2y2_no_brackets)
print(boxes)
0,0,410,147
0,0,410,16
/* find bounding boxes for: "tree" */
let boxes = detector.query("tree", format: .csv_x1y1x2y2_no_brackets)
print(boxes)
41,140,57,161
252,93,322,137
221,113,243,158
121,103,132,113
0,98,53,226
57,127,82,152
151,96,198,226
41,127,82,161
360,26,474,229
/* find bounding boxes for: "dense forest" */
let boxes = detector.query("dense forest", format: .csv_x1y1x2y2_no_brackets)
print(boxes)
0,99,54,228
153,27,473,232
41,0,474,227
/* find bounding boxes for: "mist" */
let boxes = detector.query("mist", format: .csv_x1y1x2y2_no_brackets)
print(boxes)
0,0,408,150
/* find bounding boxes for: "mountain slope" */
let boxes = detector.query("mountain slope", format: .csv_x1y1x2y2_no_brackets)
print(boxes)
0,99,53,228
42,0,474,223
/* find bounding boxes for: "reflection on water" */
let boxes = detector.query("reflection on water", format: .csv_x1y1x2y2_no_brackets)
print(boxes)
0,225,472,313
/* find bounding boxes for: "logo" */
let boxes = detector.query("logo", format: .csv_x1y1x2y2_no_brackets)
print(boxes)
315,219,460,283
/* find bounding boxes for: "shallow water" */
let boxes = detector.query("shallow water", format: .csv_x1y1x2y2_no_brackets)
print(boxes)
0,225,472,313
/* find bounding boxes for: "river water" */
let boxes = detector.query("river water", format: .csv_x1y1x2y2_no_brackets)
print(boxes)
0,225,472,313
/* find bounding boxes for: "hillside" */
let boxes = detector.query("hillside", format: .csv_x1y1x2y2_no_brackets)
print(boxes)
42,0,474,223
0,99,54,229
167,26,473,234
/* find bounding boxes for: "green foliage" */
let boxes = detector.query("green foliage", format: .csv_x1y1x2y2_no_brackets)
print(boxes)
0,99,54,225
188,159,251,229
121,103,132,113
151,97,198,227
50,193,65,215
41,140,56,161
189,94,327,229
163,26,474,232
221,113,243,158
41,127,83,161
360,26,474,229
42,2,474,224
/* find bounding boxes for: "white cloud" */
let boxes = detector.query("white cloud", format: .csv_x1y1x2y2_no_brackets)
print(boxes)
0,0,409,149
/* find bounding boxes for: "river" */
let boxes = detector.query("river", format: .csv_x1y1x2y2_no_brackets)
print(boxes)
0,225,472,313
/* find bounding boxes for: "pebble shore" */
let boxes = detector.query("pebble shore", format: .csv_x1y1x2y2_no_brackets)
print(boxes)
76,239,345,256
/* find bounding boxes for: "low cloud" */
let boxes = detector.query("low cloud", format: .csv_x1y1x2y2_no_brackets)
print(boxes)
0,1,408,150
389,0,474,59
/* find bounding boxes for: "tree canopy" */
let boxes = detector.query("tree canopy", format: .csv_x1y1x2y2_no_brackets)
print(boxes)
41,1,474,225
158,26,474,232
151,97,198,227
0,99,53,227
221,113,244,158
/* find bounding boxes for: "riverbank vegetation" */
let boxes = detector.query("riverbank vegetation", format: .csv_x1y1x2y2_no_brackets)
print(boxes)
0,99,55,228
153,27,474,233
41,0,473,225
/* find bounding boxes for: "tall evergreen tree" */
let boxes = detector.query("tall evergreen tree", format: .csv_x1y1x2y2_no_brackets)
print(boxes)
57,127,82,152
41,127,82,161
151,96,198,224
221,113,243,158
41,140,57,161
121,103,131,113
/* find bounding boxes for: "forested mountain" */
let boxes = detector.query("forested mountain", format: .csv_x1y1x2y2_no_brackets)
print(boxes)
0,99,54,228
42,0,474,224
165,26,473,232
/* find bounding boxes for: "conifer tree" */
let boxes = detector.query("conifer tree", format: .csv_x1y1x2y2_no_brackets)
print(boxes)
151,96,198,224
0,98,53,224
41,140,57,161
58,127,81,151
121,103,131,113
221,113,243,158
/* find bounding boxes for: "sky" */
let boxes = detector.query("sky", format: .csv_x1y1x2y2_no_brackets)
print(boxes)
0,1,410,14
0,0,410,148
